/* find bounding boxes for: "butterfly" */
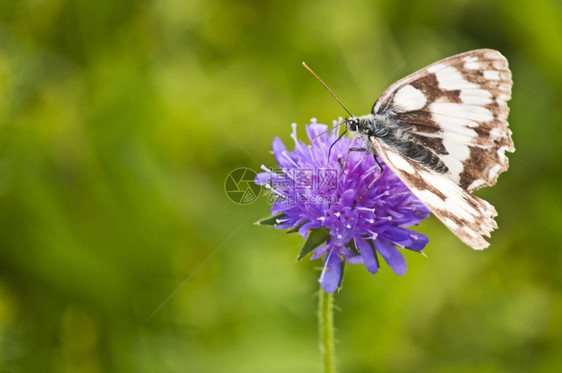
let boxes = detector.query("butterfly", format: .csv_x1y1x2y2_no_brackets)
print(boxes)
339,49,514,249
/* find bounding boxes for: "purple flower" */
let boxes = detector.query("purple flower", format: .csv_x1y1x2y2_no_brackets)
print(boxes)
255,119,430,293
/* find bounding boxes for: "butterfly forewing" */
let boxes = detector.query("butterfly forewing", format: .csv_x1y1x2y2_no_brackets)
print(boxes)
374,49,514,192
364,49,514,249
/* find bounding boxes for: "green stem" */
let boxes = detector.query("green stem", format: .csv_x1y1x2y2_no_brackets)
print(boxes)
319,288,336,373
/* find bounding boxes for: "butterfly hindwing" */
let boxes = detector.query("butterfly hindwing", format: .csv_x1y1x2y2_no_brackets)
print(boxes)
368,137,497,249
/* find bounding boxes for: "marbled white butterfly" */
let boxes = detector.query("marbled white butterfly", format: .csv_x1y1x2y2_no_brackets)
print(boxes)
310,49,514,249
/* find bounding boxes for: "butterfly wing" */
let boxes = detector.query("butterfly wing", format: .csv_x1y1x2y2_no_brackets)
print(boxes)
368,137,497,249
373,49,514,191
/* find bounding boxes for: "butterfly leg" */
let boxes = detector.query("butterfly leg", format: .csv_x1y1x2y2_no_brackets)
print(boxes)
338,147,384,208
373,155,383,174
338,147,367,172
352,155,384,208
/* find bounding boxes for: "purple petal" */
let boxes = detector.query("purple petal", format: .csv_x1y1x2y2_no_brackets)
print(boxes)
344,254,363,264
412,202,431,216
339,245,362,264
306,122,328,142
375,238,406,275
254,172,272,185
339,189,356,205
319,249,341,293
381,226,411,246
355,237,378,274
311,244,329,260
298,221,319,238
273,138,294,167
403,229,429,251
272,137,287,156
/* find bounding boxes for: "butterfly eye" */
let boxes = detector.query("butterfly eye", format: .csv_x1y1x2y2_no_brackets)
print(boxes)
347,119,357,132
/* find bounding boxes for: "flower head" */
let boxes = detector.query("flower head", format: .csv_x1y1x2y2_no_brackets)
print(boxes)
255,119,430,293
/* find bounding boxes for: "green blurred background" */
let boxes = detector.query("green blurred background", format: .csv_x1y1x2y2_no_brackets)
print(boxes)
1,0,561,372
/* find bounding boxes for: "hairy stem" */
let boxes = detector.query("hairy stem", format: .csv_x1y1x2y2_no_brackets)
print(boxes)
319,289,336,373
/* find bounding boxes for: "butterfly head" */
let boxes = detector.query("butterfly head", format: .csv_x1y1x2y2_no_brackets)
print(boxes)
345,114,387,138
345,117,360,132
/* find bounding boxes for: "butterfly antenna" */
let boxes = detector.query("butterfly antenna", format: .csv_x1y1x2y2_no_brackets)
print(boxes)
308,120,345,147
302,62,354,118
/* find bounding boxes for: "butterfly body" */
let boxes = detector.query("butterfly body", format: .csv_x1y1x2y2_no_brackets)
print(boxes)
343,49,514,250
347,114,450,174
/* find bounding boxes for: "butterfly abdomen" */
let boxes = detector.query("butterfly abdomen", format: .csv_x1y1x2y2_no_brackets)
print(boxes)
394,140,448,173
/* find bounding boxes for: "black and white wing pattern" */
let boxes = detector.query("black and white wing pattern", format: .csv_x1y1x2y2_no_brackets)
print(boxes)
359,49,514,249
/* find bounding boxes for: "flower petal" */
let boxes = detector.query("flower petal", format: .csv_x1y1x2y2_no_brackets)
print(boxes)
298,221,320,238
339,245,362,264
311,244,329,260
339,189,356,206
381,226,411,246
375,238,407,275
403,229,429,251
272,137,287,157
273,138,296,168
306,122,328,142
254,172,272,185
319,248,341,293
355,237,378,274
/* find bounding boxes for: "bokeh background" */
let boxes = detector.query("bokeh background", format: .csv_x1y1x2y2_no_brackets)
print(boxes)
1,0,561,372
